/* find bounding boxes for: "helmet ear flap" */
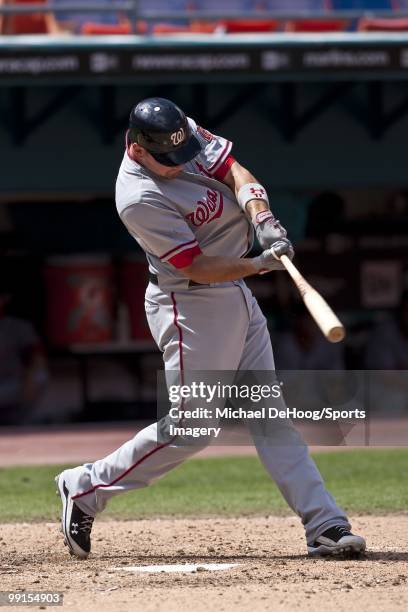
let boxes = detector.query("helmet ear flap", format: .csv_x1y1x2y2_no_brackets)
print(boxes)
128,128,138,144
140,130,157,146
130,128,154,146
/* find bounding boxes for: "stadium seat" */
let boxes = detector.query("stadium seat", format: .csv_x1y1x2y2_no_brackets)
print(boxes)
2,0,57,34
260,1,348,32
331,1,394,10
138,0,197,33
358,16,408,28
137,0,196,17
81,22,132,35
53,0,130,34
253,1,345,31
193,0,254,13
152,21,220,34
158,1,279,34
222,18,279,31
190,21,223,32
261,0,331,11
285,19,348,30
152,24,192,33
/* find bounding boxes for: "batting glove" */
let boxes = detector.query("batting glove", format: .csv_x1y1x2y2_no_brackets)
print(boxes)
252,239,295,274
254,211,288,251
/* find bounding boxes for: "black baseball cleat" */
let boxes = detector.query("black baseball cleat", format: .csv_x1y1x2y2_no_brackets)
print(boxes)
55,473,94,560
308,525,366,557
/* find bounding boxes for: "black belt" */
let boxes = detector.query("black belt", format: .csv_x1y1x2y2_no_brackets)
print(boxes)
149,273,208,288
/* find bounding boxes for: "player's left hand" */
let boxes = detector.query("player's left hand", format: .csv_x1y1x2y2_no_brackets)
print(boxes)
271,238,294,262
254,211,288,251
252,238,295,274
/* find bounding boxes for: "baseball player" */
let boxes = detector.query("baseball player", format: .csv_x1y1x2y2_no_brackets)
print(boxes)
56,98,365,560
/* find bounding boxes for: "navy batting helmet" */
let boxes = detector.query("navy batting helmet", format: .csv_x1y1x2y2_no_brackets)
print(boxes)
128,97,202,167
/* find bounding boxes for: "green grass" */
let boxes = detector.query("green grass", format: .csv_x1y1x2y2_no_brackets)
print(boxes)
1,450,408,523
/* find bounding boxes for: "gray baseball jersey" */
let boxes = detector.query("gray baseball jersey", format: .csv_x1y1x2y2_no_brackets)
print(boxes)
62,118,352,548
116,118,253,287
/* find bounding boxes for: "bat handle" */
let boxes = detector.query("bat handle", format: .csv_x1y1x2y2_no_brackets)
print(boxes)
280,254,310,295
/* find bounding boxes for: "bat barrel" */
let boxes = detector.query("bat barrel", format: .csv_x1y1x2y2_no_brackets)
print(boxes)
328,325,346,344
280,255,346,344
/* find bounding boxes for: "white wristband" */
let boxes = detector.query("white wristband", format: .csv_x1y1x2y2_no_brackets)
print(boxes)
237,183,269,213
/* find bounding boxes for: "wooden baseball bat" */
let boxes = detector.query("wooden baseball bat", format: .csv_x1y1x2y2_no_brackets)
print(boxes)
280,255,345,343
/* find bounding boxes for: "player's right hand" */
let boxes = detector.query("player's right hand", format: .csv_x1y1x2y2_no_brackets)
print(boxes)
252,239,294,274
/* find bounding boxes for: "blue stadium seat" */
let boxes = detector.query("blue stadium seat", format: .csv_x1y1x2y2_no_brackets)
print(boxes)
137,0,195,31
137,0,194,14
262,1,328,11
332,1,393,10
193,1,254,12
50,0,119,31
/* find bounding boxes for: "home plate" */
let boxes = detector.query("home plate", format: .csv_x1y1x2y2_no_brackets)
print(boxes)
112,563,239,574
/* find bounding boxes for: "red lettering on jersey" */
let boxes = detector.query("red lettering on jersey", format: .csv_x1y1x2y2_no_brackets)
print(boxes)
207,189,218,211
185,190,224,227
197,126,213,142
250,187,265,198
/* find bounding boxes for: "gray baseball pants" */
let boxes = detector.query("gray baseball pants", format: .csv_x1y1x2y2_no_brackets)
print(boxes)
64,280,350,544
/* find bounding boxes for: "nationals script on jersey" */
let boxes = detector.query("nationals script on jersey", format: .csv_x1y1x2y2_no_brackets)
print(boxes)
116,118,254,289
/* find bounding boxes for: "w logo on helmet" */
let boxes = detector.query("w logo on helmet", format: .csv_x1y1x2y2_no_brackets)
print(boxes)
170,128,185,146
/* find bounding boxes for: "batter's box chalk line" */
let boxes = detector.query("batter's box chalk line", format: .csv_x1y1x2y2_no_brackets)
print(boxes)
112,563,240,574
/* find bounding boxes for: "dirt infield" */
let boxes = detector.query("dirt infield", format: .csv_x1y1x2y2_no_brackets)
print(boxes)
1,516,408,612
